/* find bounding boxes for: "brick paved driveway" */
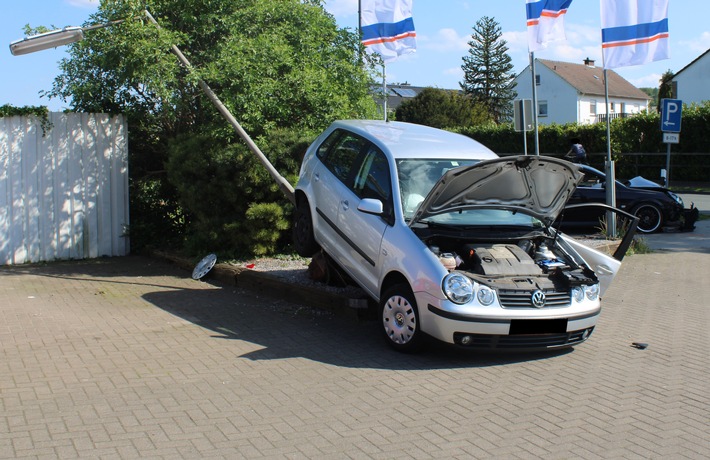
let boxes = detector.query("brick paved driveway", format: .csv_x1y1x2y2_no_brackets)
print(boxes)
1,254,708,458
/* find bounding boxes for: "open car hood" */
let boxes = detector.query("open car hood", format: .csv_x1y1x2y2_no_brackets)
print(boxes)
410,156,584,227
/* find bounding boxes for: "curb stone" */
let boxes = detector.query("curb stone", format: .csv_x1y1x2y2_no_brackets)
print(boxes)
150,250,372,320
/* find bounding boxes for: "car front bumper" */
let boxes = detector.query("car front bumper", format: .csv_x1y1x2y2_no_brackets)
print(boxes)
419,294,600,350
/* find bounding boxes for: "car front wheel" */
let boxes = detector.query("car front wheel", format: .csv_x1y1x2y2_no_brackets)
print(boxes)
634,203,663,233
292,199,319,256
380,283,424,353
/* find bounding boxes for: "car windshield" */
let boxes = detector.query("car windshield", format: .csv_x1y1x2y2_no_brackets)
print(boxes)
397,158,545,229
397,158,479,218
421,209,545,229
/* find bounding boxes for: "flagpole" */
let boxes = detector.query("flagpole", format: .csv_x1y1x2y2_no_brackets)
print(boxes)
530,52,540,155
383,63,388,121
603,67,617,238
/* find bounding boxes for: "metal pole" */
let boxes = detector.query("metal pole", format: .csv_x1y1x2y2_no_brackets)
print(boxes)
603,68,616,238
522,101,528,155
530,52,540,155
665,142,671,188
144,10,295,204
358,0,362,62
383,63,388,121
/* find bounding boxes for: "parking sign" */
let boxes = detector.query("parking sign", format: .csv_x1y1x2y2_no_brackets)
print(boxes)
661,99,682,133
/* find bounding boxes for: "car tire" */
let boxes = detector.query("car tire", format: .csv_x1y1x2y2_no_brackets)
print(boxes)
380,283,424,353
633,203,663,233
292,199,319,257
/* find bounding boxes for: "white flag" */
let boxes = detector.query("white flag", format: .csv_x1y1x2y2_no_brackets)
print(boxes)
526,0,574,52
601,0,669,69
360,0,416,63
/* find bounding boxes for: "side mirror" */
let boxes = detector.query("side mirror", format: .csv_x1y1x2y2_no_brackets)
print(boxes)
358,198,384,216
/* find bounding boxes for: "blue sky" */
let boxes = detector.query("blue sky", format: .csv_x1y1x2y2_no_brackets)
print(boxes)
2,0,709,112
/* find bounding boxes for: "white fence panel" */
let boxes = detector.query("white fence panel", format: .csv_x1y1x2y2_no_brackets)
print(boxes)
0,112,129,265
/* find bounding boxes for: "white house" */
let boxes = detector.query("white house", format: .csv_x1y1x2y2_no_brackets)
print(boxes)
671,48,710,105
513,58,650,125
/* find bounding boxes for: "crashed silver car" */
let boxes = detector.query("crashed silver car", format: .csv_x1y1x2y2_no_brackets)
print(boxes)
293,120,635,352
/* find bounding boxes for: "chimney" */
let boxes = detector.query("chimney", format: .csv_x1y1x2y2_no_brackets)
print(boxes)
584,57,595,67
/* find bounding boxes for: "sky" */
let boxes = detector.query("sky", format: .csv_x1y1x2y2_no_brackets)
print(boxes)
2,0,709,112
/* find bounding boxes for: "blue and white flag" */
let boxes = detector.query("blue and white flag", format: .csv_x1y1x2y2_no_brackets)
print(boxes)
360,0,416,63
526,0,573,52
601,0,669,69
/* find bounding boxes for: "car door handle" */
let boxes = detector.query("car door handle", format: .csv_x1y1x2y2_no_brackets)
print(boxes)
341,200,349,211
314,173,320,182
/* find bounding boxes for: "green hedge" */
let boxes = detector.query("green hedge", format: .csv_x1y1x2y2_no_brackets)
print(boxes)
454,101,710,182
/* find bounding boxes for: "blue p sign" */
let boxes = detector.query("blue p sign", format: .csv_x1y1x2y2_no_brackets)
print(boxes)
661,99,682,133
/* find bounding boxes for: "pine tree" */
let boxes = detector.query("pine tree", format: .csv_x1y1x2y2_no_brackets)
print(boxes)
460,16,516,123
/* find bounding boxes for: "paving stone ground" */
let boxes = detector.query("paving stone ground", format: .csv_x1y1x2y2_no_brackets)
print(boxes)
1,253,708,459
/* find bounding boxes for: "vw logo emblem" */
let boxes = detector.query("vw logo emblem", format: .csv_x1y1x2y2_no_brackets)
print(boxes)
531,290,546,308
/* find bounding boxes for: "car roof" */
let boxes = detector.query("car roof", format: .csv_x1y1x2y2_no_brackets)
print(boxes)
329,120,498,160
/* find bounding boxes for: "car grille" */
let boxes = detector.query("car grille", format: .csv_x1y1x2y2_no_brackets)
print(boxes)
454,328,593,350
497,289,570,308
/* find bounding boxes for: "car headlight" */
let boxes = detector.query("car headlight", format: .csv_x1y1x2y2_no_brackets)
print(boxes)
443,273,473,304
668,191,683,206
572,285,599,302
477,286,496,306
572,287,585,303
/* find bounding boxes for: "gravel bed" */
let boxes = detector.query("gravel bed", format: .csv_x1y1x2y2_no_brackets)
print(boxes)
227,235,617,295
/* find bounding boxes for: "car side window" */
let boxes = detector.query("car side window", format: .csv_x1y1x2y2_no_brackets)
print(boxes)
322,133,367,186
353,146,392,203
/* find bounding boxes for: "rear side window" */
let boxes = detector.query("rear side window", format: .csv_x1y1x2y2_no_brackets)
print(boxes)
320,131,369,186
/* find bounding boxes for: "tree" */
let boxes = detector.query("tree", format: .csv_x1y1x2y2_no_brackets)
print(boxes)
395,87,490,129
44,0,378,256
640,87,659,109
460,16,516,123
657,69,674,112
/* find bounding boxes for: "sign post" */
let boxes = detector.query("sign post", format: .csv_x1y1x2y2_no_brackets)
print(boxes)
661,98,682,187
513,99,533,155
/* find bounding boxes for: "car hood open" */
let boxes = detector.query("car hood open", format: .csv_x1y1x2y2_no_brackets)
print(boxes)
410,156,584,227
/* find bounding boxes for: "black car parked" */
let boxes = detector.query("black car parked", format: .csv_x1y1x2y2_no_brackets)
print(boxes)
560,165,697,233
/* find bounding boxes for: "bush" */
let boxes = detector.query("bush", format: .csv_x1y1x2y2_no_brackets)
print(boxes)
166,127,316,258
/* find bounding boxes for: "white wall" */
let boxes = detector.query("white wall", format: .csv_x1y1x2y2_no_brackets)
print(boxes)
674,52,710,105
515,66,584,125
515,65,649,125
0,113,129,265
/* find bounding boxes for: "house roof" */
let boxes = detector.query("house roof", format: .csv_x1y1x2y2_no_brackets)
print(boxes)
537,59,650,101
672,48,710,79
370,84,432,110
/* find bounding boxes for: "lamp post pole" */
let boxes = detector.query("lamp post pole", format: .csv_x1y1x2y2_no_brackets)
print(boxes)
142,11,295,204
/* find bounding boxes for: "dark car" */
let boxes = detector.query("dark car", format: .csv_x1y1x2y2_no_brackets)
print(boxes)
560,165,696,233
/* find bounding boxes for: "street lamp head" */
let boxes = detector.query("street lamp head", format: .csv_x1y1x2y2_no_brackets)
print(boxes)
10,26,84,56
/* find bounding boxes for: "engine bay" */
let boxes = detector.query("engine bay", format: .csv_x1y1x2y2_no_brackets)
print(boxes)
426,235,598,291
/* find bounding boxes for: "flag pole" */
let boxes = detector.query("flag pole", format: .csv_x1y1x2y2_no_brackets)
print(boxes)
530,52,540,155
383,62,388,121
603,67,617,238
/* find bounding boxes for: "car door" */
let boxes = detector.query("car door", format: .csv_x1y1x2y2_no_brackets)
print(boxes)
563,168,607,227
312,131,372,267
334,144,393,296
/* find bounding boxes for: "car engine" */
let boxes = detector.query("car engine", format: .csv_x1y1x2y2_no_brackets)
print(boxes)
427,237,598,293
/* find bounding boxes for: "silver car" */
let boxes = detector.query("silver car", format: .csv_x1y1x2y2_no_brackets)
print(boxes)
293,120,634,352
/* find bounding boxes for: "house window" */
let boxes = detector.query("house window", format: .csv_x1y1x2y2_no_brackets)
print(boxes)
535,74,541,85
538,101,548,117
590,100,597,116
610,102,615,112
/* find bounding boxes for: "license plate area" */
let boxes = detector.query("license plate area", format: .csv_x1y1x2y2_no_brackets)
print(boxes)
510,319,568,335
